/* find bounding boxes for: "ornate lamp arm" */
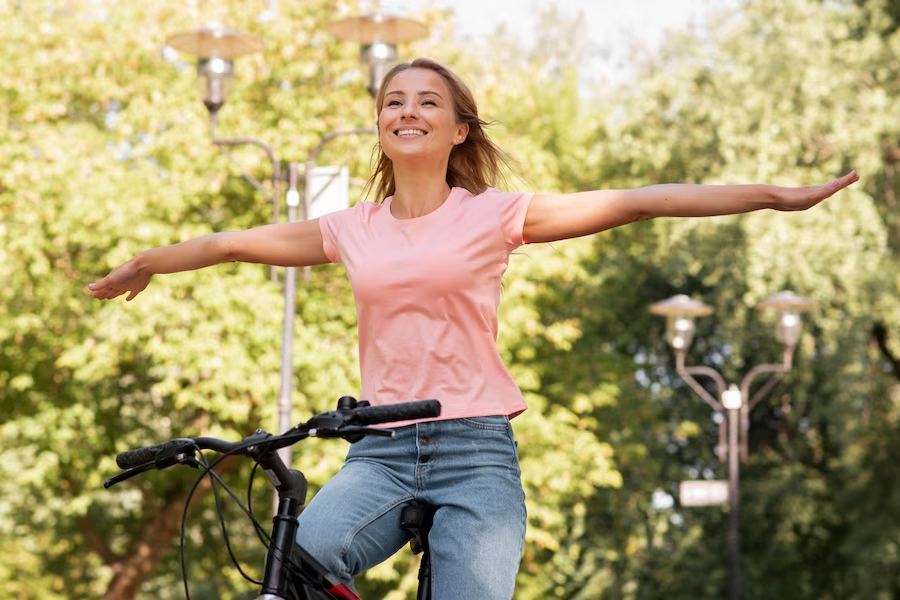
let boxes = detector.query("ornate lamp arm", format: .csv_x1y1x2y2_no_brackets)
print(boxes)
676,349,729,460
738,346,794,461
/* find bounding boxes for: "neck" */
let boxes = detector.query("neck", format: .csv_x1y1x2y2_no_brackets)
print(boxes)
390,164,452,219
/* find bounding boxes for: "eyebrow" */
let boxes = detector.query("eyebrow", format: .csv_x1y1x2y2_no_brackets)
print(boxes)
384,90,444,99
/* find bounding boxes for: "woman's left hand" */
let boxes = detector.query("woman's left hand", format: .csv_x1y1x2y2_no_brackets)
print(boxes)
775,170,859,211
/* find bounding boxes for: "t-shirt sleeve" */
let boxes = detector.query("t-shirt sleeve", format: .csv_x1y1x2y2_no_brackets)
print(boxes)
487,189,534,251
318,204,363,263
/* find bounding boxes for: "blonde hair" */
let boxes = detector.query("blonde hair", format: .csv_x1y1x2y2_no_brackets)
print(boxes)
364,58,513,202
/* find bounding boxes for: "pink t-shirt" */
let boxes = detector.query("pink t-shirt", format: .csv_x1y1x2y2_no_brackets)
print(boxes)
318,186,534,422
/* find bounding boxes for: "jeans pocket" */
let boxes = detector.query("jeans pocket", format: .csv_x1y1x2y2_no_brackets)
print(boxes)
458,415,510,432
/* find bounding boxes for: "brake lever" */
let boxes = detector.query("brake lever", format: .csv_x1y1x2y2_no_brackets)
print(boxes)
342,426,395,443
103,463,156,488
305,425,395,442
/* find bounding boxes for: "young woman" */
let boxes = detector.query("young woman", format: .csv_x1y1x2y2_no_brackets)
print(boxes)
89,58,858,599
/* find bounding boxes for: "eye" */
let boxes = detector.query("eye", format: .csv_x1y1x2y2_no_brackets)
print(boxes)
421,99,436,106
386,99,402,107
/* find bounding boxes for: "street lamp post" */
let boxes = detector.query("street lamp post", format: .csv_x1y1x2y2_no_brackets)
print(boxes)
164,13,427,469
649,291,814,600
327,12,429,99
165,27,280,228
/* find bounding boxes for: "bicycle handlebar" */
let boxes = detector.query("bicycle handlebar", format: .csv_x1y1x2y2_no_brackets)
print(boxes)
113,398,441,472
324,399,441,427
116,438,195,470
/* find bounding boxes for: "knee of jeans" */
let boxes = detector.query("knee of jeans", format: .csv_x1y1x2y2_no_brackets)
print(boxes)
295,518,352,580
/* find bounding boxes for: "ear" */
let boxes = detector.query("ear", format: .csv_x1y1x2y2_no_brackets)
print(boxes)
454,122,469,145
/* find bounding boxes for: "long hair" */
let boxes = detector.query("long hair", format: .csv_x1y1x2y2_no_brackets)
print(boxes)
364,58,514,202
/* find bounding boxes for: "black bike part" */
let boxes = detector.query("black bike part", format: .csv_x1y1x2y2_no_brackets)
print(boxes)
116,437,197,469
304,400,439,435
336,396,371,440
251,446,308,504
400,502,436,600
103,462,155,488
400,502,435,555
289,544,359,599
261,496,303,597
336,396,369,411
351,399,441,425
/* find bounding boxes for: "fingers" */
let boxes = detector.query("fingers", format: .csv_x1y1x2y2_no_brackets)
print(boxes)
87,263,147,301
809,171,859,204
830,170,859,191
87,282,129,301
779,171,860,211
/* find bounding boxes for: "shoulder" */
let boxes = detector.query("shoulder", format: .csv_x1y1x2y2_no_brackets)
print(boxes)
459,187,534,207
458,188,533,248
321,200,382,225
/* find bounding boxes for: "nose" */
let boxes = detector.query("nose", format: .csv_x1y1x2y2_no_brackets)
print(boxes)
400,102,418,119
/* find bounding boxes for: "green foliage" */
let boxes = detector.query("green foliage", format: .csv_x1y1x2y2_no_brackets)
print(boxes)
0,1,373,597
3,0,900,599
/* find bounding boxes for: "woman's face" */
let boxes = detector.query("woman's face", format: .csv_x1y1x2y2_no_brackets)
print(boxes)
377,68,469,167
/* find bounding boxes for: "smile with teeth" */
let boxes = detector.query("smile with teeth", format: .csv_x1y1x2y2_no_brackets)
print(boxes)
395,129,426,137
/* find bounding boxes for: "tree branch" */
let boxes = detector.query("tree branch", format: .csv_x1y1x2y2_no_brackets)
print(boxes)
79,515,117,566
871,322,900,381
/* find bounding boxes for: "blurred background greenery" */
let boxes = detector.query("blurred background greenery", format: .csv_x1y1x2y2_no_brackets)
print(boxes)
2,0,899,598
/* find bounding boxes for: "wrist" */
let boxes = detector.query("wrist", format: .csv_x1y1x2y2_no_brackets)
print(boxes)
131,249,157,277
765,184,785,210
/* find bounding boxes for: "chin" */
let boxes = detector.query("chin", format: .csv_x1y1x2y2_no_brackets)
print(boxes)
384,147,442,165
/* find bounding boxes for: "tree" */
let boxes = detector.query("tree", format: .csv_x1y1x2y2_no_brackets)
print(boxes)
0,2,628,598
0,1,375,597
543,0,900,597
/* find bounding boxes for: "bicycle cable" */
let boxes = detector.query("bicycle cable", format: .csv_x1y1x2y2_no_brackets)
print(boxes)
176,439,279,599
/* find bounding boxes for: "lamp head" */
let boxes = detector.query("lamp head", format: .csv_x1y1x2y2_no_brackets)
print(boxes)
360,42,399,98
649,295,713,352
197,56,234,114
165,26,264,114
756,291,814,350
327,13,428,99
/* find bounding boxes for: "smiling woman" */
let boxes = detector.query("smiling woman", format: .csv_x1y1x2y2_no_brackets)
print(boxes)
88,56,857,599
375,69,469,215
366,58,510,217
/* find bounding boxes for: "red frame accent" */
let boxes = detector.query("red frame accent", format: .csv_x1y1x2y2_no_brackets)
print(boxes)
326,583,361,600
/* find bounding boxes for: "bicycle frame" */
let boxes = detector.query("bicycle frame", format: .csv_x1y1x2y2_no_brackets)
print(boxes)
250,444,359,600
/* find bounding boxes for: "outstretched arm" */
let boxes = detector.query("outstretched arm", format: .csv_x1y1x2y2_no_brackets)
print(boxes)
88,219,329,301
523,171,859,244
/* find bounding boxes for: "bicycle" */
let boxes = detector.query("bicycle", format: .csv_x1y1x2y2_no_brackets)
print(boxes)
104,396,442,600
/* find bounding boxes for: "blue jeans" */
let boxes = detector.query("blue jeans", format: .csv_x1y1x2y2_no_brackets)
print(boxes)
295,416,526,600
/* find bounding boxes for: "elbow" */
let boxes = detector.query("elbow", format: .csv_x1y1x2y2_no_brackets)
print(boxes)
630,206,656,223
620,191,656,223
213,231,240,263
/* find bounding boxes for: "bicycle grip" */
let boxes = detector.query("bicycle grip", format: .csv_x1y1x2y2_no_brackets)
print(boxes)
116,439,193,470
352,400,441,425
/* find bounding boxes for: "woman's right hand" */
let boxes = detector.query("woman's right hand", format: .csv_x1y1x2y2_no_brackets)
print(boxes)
86,219,330,302
88,257,151,301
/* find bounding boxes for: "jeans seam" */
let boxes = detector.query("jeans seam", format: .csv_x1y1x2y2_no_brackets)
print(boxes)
337,494,415,578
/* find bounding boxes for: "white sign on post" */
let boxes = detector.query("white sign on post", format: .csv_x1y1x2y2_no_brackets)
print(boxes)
308,165,349,220
679,480,729,507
